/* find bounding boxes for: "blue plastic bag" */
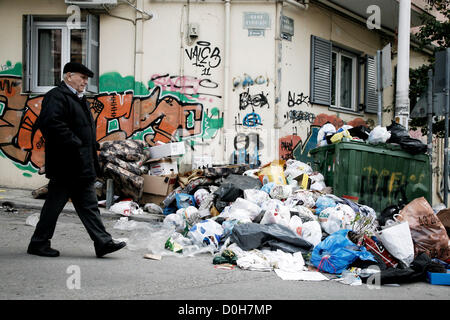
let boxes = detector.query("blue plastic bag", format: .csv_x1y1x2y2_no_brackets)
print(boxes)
315,196,336,215
310,229,376,274
175,193,196,209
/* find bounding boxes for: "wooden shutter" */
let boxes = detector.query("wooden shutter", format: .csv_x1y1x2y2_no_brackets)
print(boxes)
364,55,379,114
87,14,99,93
310,35,332,106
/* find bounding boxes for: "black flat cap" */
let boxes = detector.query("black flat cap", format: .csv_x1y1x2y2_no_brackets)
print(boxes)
63,62,94,78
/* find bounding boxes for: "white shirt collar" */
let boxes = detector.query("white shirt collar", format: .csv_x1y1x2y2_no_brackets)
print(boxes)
64,81,84,99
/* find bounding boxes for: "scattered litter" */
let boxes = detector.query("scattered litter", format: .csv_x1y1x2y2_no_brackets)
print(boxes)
25,213,39,227
143,253,162,260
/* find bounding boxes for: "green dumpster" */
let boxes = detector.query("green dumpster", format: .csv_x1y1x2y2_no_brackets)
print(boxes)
309,141,431,214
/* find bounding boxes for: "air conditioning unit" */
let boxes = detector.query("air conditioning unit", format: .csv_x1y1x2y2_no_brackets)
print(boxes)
65,0,118,10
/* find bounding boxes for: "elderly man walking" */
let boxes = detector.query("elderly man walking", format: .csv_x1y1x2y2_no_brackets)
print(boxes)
27,62,126,258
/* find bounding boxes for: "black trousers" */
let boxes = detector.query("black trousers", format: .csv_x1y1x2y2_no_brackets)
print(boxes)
30,178,112,248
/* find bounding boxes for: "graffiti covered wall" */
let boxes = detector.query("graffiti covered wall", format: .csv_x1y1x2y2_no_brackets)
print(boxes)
0,64,224,187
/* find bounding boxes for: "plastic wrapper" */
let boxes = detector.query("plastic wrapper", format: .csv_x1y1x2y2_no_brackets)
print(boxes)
114,217,151,231
257,160,287,185
25,213,39,227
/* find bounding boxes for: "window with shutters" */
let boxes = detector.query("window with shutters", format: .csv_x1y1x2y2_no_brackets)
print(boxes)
310,35,378,114
22,15,99,94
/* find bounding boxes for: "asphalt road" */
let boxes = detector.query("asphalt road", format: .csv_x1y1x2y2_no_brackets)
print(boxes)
1,207,449,306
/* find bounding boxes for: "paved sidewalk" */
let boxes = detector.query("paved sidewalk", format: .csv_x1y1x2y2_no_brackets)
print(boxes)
0,186,164,223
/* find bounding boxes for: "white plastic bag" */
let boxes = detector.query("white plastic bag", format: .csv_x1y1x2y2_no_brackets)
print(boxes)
163,213,187,233
368,125,391,144
193,189,210,207
317,123,337,146
318,204,355,234
188,219,224,250
144,203,163,215
284,159,313,179
286,191,316,209
229,197,262,221
319,207,344,234
301,220,322,247
288,215,303,237
260,201,290,227
109,201,143,216
376,221,415,267
269,184,293,200
244,189,270,206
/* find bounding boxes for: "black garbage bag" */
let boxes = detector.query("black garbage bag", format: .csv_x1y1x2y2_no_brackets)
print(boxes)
348,126,370,141
395,136,428,155
386,121,427,155
214,174,262,203
360,252,446,285
230,223,314,254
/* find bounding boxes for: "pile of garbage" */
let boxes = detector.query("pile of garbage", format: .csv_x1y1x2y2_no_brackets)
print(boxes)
317,120,428,155
111,156,450,286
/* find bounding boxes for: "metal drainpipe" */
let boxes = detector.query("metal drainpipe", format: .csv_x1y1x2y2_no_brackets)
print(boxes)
223,0,231,164
394,0,411,130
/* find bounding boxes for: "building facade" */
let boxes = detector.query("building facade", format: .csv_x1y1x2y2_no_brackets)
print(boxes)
0,0,446,206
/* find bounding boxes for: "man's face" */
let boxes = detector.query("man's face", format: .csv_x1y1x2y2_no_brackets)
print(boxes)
66,72,88,93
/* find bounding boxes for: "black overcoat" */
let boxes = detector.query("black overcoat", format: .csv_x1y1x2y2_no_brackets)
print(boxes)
37,81,100,181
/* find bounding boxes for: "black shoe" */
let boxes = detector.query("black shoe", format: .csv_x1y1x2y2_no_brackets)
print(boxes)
95,240,126,258
27,242,60,257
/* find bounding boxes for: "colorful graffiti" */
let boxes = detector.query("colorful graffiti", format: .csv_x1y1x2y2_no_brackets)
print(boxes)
0,69,224,175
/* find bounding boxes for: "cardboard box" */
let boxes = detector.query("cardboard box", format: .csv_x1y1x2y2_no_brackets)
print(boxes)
141,193,167,206
143,174,177,196
148,142,185,159
148,158,178,175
